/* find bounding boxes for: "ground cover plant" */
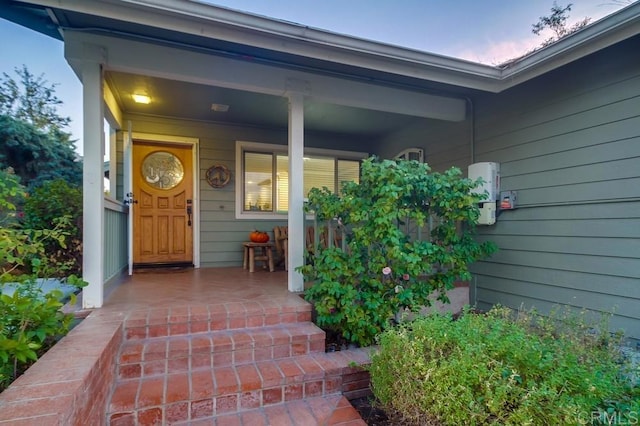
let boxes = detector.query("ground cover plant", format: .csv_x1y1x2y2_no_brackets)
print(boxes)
300,157,496,347
0,168,85,391
370,306,640,425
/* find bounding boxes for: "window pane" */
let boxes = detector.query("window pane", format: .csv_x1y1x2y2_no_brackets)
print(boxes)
244,152,273,211
305,156,335,194
338,159,360,194
276,155,289,213
243,149,360,214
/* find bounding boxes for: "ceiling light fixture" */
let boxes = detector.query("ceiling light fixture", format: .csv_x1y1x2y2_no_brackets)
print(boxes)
132,94,151,104
211,103,229,112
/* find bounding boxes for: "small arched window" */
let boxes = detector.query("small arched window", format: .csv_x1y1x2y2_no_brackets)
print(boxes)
394,148,424,163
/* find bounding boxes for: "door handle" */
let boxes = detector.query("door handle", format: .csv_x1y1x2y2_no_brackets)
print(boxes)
186,199,192,227
124,192,138,205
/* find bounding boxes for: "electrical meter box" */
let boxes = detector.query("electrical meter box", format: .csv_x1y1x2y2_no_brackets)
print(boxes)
468,162,500,202
468,162,500,225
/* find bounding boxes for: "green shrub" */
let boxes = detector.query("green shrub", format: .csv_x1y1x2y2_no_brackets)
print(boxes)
23,178,82,276
370,306,640,425
0,168,25,228
0,282,78,391
0,170,86,391
299,157,496,346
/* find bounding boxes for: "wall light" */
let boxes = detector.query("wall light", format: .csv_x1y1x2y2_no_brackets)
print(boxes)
132,94,151,104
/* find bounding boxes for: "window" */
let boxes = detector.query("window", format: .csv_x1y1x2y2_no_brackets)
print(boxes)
236,141,366,218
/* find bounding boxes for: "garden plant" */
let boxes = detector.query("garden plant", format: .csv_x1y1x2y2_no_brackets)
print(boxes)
0,168,85,391
370,305,640,425
299,157,496,346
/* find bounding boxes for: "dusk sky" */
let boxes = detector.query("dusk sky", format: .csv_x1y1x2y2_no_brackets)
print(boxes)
0,0,632,150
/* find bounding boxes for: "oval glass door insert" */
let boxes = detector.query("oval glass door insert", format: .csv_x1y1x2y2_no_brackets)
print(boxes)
142,151,184,190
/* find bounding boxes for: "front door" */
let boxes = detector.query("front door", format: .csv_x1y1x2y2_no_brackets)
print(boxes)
132,142,193,266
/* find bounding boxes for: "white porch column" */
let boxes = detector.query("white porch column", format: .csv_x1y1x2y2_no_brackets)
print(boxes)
287,93,305,292
81,60,105,308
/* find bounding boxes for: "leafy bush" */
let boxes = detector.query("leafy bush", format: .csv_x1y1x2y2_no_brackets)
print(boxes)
23,178,82,276
0,168,25,228
370,306,640,425
0,282,78,391
299,157,496,346
0,169,85,391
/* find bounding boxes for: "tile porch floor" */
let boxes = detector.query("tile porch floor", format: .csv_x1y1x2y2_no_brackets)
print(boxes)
102,267,369,425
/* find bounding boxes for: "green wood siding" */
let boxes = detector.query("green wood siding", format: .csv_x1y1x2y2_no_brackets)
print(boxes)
472,36,640,342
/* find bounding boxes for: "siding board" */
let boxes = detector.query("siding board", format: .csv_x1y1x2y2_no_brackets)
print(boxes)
479,218,640,238
494,202,640,221
501,136,640,176
471,262,638,297
505,156,640,189
487,249,640,279
475,235,640,258
477,111,640,161
476,276,638,318
510,177,640,206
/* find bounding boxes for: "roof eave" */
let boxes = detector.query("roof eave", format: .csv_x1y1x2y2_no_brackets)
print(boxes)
9,0,640,94
498,1,640,90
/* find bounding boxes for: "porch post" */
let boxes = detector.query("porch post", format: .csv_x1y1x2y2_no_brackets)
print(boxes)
81,60,105,308
287,93,305,292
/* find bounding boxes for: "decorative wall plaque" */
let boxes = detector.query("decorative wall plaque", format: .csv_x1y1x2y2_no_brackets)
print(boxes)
206,164,231,188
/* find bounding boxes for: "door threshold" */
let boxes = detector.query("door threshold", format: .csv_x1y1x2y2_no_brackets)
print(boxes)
133,262,194,273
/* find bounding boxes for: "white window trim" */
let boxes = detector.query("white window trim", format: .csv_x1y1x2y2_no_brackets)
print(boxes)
235,140,367,220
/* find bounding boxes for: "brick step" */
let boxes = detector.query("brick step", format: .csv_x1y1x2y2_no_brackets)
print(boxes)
109,394,365,425
122,301,312,340
116,323,326,380
106,348,371,424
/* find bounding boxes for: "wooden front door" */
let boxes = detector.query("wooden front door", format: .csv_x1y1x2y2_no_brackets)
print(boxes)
132,142,193,266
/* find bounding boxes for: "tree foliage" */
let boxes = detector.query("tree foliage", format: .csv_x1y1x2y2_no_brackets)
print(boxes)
299,157,497,346
0,66,72,137
532,2,591,47
0,66,81,188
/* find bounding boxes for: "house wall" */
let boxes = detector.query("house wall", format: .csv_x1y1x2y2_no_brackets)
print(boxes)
375,116,471,172
124,113,371,268
471,36,640,342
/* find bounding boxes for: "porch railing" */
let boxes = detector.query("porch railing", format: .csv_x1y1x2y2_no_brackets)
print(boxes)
104,198,128,282
304,213,436,264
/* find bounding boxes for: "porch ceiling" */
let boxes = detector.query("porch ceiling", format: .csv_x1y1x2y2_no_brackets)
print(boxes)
106,71,420,137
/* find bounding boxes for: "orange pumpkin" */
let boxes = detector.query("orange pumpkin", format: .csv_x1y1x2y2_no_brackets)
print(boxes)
250,230,270,243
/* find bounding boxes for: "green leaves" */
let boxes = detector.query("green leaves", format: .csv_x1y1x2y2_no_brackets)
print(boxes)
301,156,497,347
370,307,639,425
